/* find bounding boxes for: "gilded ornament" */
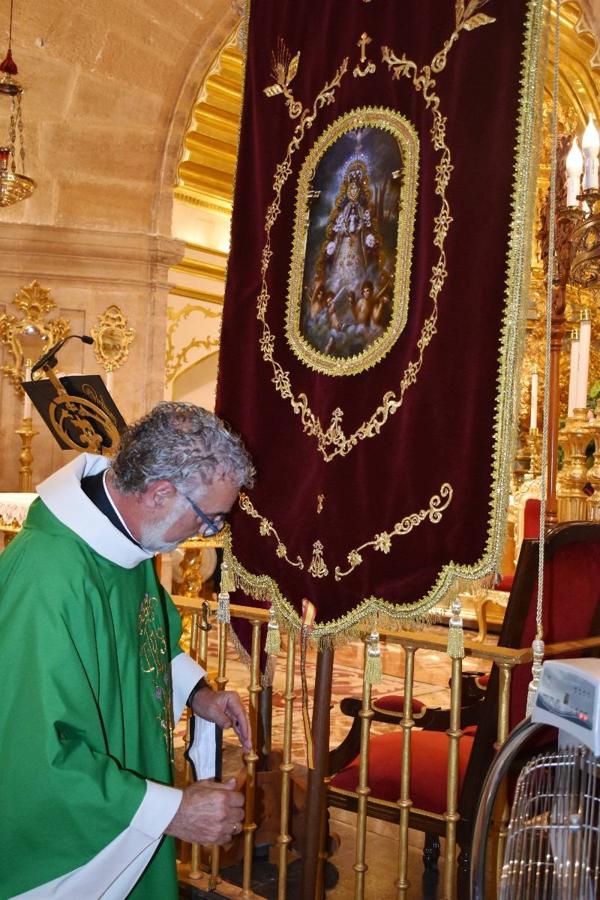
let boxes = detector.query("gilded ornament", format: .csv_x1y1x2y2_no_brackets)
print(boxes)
165,303,221,384
0,281,70,396
91,305,135,376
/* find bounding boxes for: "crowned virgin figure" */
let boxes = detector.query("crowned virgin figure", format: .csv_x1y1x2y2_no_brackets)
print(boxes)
315,158,382,296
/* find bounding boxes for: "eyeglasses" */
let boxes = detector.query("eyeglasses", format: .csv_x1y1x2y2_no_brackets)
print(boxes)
182,493,228,537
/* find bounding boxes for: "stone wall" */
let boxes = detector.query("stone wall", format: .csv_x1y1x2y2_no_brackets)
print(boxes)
0,1,239,490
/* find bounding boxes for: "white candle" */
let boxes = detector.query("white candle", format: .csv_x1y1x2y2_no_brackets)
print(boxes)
107,370,114,393
529,370,538,431
23,365,32,419
582,114,600,190
568,328,580,417
575,312,591,410
566,137,583,206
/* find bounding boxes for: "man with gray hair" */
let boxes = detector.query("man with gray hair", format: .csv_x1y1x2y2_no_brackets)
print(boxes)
0,402,255,900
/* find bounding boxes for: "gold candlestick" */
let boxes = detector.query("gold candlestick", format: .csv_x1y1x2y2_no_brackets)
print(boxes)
15,417,37,492
557,409,592,522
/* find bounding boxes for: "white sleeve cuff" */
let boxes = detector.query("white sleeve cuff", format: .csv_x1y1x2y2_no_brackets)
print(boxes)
171,652,206,724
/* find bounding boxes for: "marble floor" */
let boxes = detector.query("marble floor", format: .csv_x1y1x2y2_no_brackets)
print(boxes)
175,624,494,898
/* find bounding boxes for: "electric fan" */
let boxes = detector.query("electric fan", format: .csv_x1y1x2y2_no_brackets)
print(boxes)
471,658,600,899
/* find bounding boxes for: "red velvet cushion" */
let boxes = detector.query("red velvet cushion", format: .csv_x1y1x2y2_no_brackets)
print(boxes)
371,695,426,714
331,730,474,814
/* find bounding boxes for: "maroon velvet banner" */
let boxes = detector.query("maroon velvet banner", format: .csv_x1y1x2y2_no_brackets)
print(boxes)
216,0,545,638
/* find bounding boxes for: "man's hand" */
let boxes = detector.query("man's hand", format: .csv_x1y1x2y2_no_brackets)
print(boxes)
165,779,244,845
191,688,252,754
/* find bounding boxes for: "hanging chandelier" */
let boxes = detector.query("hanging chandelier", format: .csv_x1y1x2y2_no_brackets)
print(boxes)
0,0,35,208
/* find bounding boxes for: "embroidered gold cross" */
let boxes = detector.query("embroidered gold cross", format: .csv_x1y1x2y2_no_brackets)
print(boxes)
353,32,376,78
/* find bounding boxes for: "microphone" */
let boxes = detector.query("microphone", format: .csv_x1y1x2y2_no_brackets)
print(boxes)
30,334,94,377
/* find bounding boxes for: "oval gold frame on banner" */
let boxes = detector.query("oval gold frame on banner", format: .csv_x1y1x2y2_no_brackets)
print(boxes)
286,107,419,376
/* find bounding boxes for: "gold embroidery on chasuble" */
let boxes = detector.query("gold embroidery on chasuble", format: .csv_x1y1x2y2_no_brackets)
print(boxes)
138,594,174,763
287,108,418,377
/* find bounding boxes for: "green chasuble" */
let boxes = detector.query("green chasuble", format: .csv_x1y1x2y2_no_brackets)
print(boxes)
0,498,184,898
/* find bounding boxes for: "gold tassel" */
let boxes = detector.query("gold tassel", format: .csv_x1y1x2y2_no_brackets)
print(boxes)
526,637,545,715
220,560,236,594
364,630,382,685
265,607,281,656
447,598,465,660
217,591,230,624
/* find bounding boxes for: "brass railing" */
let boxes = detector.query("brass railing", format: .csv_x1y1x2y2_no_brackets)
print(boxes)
173,593,600,899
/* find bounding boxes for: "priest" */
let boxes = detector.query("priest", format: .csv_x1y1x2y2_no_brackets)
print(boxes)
0,402,255,899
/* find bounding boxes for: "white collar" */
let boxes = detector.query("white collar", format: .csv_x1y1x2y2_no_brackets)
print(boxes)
36,454,155,569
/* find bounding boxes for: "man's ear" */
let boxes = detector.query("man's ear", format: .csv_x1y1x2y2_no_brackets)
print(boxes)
142,480,177,509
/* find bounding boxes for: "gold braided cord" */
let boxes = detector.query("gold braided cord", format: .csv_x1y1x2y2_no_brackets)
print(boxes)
527,0,560,713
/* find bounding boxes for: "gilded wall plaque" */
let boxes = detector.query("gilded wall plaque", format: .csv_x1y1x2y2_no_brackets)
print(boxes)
287,107,419,376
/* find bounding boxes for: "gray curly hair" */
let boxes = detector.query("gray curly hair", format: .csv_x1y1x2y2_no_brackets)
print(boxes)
111,402,255,495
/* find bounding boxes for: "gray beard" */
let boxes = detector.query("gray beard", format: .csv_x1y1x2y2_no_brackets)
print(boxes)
139,500,187,554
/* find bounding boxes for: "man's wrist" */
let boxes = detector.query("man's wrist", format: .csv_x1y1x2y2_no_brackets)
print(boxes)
186,676,210,710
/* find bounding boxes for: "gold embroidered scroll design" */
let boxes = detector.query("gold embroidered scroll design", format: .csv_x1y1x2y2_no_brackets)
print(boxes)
263,38,302,119
353,32,376,78
256,12,496,461
239,492,304,569
308,540,329,578
334,483,453,580
138,593,174,762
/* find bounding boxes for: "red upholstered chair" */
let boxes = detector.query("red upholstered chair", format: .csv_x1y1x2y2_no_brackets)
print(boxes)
328,522,600,889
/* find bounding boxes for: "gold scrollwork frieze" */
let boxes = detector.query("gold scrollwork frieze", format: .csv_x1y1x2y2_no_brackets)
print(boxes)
334,483,453,580
165,303,222,384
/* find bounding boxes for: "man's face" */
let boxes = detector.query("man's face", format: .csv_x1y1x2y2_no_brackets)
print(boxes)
140,475,240,553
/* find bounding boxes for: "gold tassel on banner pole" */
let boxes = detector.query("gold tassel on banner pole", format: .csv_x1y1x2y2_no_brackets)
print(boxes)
265,605,281,656
447,598,465,660
217,561,234,624
364,628,382,685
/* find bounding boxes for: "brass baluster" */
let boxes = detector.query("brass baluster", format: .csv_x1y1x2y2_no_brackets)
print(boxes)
397,643,416,898
277,628,297,900
353,636,375,898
